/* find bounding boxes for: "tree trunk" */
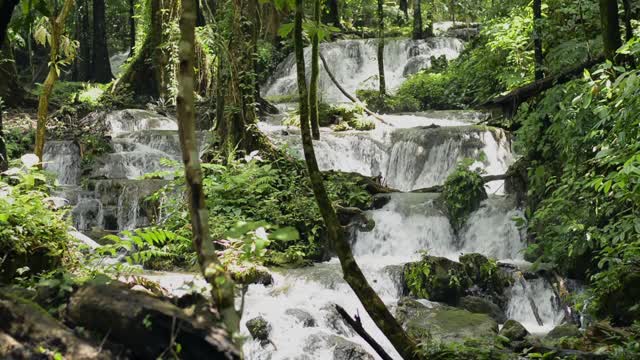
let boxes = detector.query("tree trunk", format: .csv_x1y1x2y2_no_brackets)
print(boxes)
91,0,113,82
324,0,342,29
622,0,633,42
309,0,321,140
295,0,419,358
533,0,544,80
399,0,408,20
0,0,19,47
129,0,135,53
412,0,422,40
34,0,76,163
75,0,91,81
177,0,240,336
377,0,386,95
599,0,622,63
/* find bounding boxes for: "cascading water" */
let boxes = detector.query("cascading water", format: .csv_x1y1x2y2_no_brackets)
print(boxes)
262,37,464,102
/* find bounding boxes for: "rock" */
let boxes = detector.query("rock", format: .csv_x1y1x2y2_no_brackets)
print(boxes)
544,323,582,342
459,296,507,323
67,281,239,359
382,264,405,296
68,231,101,252
459,253,513,307
228,264,273,286
395,297,498,343
372,194,392,209
285,308,316,327
246,316,272,345
321,303,355,336
0,292,109,359
499,319,529,341
304,333,374,360
403,256,471,305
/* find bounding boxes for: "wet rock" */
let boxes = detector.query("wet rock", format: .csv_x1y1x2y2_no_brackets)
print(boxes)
246,316,272,345
321,303,355,336
396,297,498,343
403,256,471,305
544,323,582,342
371,194,392,209
459,296,506,323
459,253,513,307
304,333,374,360
382,264,405,296
285,308,316,327
499,319,529,341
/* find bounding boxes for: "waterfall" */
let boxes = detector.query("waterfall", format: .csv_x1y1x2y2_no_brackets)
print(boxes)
43,141,82,186
506,277,565,334
262,37,464,102
109,51,130,77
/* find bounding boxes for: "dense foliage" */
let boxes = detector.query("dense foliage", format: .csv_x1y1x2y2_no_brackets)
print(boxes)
516,38,640,324
442,161,487,232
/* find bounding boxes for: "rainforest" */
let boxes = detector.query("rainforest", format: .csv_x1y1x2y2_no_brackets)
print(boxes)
0,0,639,358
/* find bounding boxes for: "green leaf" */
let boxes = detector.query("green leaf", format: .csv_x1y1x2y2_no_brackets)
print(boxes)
269,227,300,242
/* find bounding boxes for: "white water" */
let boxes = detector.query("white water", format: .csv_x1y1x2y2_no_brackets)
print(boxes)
506,277,565,334
262,37,464,102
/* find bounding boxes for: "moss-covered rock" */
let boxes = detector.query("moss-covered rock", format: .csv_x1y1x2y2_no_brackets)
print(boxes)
396,297,498,343
246,316,272,345
544,323,582,344
459,253,513,306
403,256,472,305
499,319,529,341
304,333,374,360
459,296,506,323
228,264,273,286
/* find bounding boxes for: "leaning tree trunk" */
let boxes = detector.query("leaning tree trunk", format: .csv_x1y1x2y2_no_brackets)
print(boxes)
34,0,76,163
412,0,422,40
294,0,419,358
91,0,114,82
176,0,240,336
309,0,321,140
599,0,622,63
377,0,386,95
533,0,544,80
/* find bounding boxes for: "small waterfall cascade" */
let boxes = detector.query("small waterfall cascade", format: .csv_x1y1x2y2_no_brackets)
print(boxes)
262,37,464,102
506,277,566,334
43,109,182,235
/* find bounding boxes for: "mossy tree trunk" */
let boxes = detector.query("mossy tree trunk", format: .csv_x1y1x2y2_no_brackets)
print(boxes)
309,0,321,140
377,0,386,95
294,0,419,358
176,0,240,337
533,0,544,80
599,0,622,63
91,0,113,82
34,0,76,163
412,0,422,39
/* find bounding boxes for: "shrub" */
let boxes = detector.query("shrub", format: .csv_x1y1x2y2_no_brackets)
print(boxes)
442,161,487,232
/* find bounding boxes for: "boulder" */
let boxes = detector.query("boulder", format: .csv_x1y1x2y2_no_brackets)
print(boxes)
395,297,498,343
228,264,273,286
67,281,239,359
285,308,316,327
403,256,472,305
459,296,507,323
304,333,374,360
321,303,355,336
0,292,109,359
544,323,582,343
246,316,272,345
499,319,529,341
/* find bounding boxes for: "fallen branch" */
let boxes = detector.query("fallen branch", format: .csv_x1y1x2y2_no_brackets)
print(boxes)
411,174,508,193
319,53,391,126
334,305,394,360
481,55,605,112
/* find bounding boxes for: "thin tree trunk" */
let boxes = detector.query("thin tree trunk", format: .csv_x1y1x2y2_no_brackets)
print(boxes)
34,0,76,163
91,0,113,82
533,0,544,80
129,0,135,53
377,0,385,95
622,0,633,42
599,0,622,63
309,0,321,140
324,0,342,28
76,0,91,81
0,0,19,47
412,0,422,40
399,0,408,20
176,0,240,337
295,0,418,357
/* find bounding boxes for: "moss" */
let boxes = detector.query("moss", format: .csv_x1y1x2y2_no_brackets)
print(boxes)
442,165,488,232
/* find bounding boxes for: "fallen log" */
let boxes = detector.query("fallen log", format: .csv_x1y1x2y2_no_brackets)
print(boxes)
67,282,240,360
319,53,391,126
335,305,394,360
0,292,109,359
482,55,605,117
411,174,508,193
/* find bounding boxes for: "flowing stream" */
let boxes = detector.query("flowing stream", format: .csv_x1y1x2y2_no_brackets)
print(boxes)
44,35,564,360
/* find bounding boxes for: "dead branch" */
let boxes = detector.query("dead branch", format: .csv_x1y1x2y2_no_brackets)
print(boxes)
334,305,394,360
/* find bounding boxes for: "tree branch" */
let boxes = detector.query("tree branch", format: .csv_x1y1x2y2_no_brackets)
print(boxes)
334,305,394,360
